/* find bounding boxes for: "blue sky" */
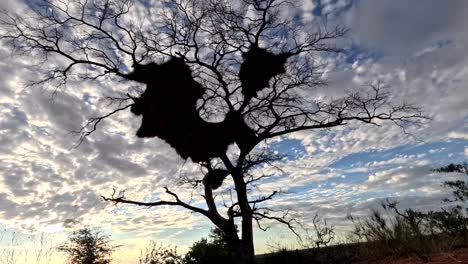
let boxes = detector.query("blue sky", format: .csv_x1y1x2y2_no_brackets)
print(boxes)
0,0,467,263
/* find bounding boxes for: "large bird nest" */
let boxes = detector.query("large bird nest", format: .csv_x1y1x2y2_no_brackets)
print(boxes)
128,47,289,163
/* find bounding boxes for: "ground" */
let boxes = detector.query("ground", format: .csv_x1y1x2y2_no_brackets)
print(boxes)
369,248,468,264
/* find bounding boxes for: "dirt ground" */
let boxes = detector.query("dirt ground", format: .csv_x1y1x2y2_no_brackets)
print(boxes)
374,248,468,264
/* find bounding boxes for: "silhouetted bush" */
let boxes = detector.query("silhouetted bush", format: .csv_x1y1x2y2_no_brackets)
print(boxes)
183,228,242,264
348,204,433,261
434,162,468,202
348,199,467,262
58,228,119,264
138,241,183,264
258,215,356,264
345,163,468,261
183,238,234,264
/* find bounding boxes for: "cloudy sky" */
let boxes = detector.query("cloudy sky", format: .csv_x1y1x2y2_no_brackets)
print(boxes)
0,0,467,263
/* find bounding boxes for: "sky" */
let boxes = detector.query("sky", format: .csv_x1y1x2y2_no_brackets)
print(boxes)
0,0,468,263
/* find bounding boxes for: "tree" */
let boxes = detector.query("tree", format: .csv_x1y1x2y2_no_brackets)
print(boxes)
183,228,235,264
432,162,468,244
138,241,183,264
433,163,468,202
58,228,119,264
0,0,425,261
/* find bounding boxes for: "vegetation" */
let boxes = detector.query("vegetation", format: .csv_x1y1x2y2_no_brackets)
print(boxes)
346,162,468,262
0,229,56,264
258,162,468,264
181,228,236,264
58,228,119,264
138,241,183,264
434,162,468,202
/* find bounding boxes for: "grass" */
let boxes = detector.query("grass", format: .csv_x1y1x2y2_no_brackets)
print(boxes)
258,199,467,264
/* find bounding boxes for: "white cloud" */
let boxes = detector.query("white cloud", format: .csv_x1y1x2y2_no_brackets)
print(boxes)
344,0,468,57
449,132,468,140
300,0,316,22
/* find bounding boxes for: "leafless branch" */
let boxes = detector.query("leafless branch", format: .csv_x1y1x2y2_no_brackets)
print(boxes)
253,208,301,239
101,186,209,217
71,103,133,146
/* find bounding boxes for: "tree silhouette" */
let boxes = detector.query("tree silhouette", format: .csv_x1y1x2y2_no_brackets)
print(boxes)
0,0,426,261
183,228,235,264
433,163,468,202
58,228,119,264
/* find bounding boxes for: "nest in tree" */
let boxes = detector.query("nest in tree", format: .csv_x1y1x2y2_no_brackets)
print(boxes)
224,111,257,152
128,57,257,162
129,57,204,123
203,169,230,190
239,46,291,100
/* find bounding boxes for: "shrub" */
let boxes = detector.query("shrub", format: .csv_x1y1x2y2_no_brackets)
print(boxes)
58,228,119,264
348,199,468,262
138,241,183,264
183,228,238,264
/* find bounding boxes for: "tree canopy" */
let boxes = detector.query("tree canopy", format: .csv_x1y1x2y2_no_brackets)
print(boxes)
58,228,119,264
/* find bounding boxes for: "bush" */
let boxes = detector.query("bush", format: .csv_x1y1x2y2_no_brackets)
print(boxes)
138,241,183,264
259,215,355,264
348,199,468,262
183,228,238,264
58,228,119,264
183,238,233,264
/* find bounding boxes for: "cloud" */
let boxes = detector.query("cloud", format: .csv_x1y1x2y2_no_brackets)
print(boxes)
449,132,468,140
0,0,24,11
299,0,316,22
345,0,468,57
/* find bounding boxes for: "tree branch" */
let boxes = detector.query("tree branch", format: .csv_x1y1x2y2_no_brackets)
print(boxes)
101,186,209,218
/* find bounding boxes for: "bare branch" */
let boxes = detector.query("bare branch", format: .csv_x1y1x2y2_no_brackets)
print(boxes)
101,186,209,217
253,208,301,239
72,103,133,146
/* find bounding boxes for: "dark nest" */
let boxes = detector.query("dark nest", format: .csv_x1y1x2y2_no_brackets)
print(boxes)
203,169,230,190
239,46,291,101
128,57,257,163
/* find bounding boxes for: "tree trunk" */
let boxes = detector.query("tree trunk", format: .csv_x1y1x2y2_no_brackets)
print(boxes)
219,154,256,263
232,170,255,262
203,173,251,262
241,215,255,257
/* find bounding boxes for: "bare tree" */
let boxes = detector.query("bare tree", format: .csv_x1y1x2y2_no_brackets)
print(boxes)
0,0,426,261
